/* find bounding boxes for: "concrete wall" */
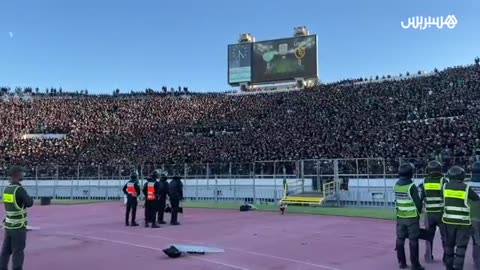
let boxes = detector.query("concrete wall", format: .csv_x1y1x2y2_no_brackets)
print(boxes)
0,178,312,202
345,178,480,206
10,177,473,207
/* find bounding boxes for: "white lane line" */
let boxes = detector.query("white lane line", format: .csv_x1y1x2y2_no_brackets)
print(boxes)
107,229,341,270
228,247,341,270
55,232,249,270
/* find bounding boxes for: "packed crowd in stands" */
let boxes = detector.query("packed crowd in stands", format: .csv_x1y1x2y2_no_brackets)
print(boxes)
1,63,480,175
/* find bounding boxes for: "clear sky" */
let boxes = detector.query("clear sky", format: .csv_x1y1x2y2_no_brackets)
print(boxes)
0,0,478,93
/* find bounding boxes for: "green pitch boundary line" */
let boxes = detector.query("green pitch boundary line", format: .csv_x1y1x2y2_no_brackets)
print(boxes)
182,201,396,220
1,199,396,220
62,200,396,220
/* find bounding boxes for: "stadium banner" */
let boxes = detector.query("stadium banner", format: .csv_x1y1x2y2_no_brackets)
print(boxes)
9,178,312,187
21,133,66,140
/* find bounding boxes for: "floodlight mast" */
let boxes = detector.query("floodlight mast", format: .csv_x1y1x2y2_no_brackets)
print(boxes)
294,26,309,37
238,33,255,43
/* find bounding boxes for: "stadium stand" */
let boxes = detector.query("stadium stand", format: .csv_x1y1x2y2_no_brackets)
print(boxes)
0,64,479,174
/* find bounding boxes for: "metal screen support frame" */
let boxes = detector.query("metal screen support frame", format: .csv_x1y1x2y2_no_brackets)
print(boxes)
52,166,58,200
273,162,277,202
383,158,387,208
252,162,256,204
333,159,339,184
356,159,360,207
35,166,39,199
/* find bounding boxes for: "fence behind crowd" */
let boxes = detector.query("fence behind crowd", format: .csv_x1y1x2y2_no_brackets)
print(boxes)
0,156,476,208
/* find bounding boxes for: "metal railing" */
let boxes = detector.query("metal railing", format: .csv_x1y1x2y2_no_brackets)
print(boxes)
0,157,475,208
323,181,337,198
2,156,475,180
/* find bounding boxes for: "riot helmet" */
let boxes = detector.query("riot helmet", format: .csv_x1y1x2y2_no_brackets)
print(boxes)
398,163,414,179
427,160,443,175
447,166,466,182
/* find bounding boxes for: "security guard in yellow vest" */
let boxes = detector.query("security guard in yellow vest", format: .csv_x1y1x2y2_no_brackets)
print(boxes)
419,160,448,263
470,161,480,270
443,166,480,270
394,163,424,270
0,167,34,270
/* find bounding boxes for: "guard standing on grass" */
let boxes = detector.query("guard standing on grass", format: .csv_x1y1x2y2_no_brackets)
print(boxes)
122,171,140,227
157,172,169,225
169,175,184,225
419,160,448,263
0,166,34,270
143,172,160,228
394,163,424,270
443,166,480,270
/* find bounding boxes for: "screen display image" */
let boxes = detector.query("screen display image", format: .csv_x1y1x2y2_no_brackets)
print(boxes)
228,43,252,84
252,35,317,83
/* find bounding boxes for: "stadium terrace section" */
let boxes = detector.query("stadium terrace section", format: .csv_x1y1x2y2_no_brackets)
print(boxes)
0,65,479,170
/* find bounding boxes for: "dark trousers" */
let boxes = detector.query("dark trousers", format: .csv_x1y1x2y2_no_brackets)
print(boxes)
445,224,471,270
156,198,166,223
472,221,480,270
0,228,27,270
170,199,180,224
125,198,138,225
424,212,446,259
396,217,422,269
144,201,156,224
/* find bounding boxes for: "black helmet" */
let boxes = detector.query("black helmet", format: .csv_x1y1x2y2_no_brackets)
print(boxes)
472,162,480,182
8,166,24,178
152,170,161,178
398,163,414,179
473,162,480,174
130,170,139,180
427,160,442,174
447,166,466,182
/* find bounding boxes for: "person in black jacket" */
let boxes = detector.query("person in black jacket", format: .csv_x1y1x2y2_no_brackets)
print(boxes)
470,162,480,269
143,172,160,228
169,175,184,225
0,166,34,270
122,171,141,226
156,172,169,225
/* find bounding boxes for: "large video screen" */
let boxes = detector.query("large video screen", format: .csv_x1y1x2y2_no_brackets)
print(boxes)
228,43,253,84
252,35,317,83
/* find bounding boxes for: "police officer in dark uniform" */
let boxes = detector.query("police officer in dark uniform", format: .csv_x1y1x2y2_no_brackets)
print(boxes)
149,170,160,224
394,163,424,270
443,166,480,270
419,160,448,263
156,172,169,225
143,172,160,228
122,171,140,226
0,166,34,270
169,175,184,226
470,161,480,270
